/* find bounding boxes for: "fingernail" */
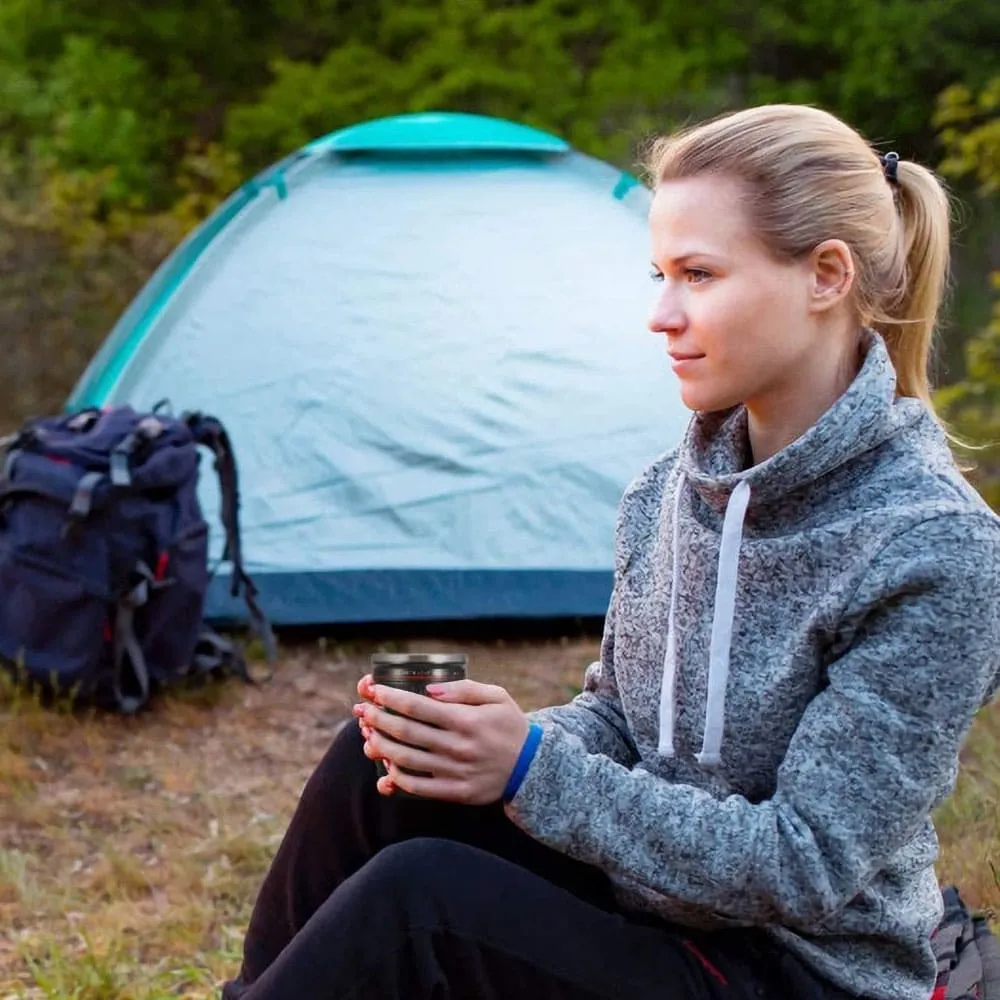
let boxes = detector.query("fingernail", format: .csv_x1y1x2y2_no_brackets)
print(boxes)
426,684,443,695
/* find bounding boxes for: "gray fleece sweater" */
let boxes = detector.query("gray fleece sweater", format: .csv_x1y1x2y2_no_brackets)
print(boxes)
508,330,1000,1000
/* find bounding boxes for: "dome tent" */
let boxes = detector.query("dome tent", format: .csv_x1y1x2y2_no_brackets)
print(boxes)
68,111,690,626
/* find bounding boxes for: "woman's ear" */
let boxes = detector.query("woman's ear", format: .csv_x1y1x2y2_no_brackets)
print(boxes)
808,239,855,314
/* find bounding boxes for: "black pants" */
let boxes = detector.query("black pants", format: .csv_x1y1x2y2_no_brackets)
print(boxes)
222,723,851,1000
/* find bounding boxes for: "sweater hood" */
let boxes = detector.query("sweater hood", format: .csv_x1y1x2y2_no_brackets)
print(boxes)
677,328,928,510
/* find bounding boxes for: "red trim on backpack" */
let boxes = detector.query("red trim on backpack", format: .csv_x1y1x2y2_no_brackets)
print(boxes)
930,987,946,1000
154,552,169,581
682,939,729,987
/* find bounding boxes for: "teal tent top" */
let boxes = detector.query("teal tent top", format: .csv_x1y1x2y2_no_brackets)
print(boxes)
68,112,688,627
305,111,572,154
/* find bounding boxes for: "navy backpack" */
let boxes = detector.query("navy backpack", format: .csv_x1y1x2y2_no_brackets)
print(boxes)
0,405,275,712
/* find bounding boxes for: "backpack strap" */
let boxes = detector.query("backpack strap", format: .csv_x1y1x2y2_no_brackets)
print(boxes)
974,911,1000,1000
183,412,277,665
109,414,167,486
935,885,1000,1000
111,563,154,714
69,471,104,519
191,627,247,680
190,625,273,685
947,937,985,999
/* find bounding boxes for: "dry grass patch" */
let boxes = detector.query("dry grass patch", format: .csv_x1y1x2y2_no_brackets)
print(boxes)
0,631,997,999
933,704,1000,917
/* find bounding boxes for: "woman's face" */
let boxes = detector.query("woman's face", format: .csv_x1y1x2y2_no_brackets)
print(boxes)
647,175,830,416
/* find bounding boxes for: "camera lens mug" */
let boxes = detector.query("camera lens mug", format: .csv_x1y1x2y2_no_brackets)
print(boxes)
368,652,468,798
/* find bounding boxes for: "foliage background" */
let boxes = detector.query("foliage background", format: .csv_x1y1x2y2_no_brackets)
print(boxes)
1,0,999,494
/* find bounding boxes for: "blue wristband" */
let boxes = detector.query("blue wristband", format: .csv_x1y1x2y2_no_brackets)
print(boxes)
502,722,544,803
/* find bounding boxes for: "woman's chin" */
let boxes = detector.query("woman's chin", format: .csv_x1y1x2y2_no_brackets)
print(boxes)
678,384,734,413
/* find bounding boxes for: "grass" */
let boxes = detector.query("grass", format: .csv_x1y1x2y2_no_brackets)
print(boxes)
0,633,997,999
932,703,1000,912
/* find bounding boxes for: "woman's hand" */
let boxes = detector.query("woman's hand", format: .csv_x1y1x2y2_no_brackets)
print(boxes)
352,674,529,804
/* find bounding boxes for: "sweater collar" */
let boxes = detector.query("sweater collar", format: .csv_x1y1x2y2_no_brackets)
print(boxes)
676,329,929,514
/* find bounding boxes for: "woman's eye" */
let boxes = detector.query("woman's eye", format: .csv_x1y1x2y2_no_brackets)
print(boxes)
686,268,711,283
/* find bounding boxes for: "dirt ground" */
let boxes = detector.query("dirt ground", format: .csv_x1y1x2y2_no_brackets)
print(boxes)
0,630,602,998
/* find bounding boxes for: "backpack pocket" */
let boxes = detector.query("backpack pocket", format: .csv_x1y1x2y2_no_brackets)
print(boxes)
138,519,210,682
0,493,113,699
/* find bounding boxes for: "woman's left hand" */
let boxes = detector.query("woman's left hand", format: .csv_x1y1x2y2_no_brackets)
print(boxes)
352,678,530,804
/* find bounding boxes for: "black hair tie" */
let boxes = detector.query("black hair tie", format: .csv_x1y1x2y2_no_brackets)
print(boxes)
880,151,900,186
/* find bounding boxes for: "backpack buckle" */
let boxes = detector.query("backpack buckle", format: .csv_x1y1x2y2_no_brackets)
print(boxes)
66,410,102,433
69,471,103,519
136,416,164,438
110,419,166,486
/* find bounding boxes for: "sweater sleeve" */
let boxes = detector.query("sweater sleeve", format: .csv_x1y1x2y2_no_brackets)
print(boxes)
504,512,1000,929
528,580,639,767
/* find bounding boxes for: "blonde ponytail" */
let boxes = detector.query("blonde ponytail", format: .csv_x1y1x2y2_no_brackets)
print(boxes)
871,157,953,412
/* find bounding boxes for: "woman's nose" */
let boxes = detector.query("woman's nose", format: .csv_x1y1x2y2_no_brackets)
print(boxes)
647,290,686,335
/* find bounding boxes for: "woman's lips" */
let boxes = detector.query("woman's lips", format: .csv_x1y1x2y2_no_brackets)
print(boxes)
669,352,705,373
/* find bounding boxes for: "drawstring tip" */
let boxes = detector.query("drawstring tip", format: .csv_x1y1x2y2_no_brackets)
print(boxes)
696,751,722,769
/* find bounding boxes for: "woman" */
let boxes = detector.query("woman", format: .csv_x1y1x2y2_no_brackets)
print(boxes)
221,104,1000,1000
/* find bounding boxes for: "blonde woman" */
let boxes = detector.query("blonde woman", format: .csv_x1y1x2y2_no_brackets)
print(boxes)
223,105,1000,1000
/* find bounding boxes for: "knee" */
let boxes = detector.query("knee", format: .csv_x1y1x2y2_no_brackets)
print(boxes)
357,839,485,919
365,838,466,889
